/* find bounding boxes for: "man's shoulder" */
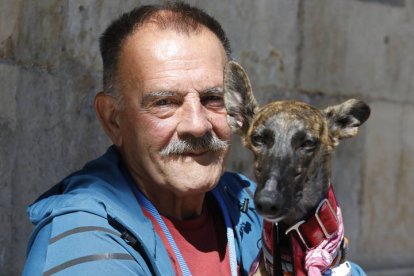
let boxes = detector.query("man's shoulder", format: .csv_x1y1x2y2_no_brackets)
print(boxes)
28,146,132,223
24,145,157,275
23,210,146,276
26,146,147,252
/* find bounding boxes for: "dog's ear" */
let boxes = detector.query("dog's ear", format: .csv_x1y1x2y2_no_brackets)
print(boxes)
223,61,259,136
324,99,370,144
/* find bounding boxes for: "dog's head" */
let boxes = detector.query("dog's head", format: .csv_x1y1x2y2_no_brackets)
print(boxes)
223,61,370,224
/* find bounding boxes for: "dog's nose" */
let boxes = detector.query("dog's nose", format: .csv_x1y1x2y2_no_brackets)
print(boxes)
254,194,280,216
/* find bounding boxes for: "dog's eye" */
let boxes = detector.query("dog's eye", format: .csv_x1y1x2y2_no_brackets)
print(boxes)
251,134,264,146
299,139,319,152
251,130,274,148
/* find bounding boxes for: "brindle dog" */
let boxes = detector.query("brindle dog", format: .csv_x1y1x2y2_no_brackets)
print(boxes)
223,61,370,275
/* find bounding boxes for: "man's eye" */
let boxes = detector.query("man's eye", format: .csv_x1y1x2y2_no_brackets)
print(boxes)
201,95,224,107
154,99,172,106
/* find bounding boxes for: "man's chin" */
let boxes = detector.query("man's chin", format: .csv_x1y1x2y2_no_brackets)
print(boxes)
162,162,223,190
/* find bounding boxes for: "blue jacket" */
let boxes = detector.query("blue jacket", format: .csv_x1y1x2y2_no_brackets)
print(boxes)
23,146,263,275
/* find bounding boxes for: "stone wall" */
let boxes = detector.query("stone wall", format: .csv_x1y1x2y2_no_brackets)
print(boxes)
1,0,413,275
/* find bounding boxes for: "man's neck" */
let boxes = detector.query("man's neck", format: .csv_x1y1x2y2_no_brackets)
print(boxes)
119,149,208,220
158,193,206,220
138,183,206,220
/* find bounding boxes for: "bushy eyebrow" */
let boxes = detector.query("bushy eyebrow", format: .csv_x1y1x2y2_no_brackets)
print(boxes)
200,87,223,96
140,87,223,107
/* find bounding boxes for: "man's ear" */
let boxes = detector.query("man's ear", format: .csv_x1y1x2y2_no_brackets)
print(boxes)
324,99,371,144
94,92,123,146
223,60,259,137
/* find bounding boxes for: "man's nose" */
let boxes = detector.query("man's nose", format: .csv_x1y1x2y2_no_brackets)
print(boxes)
177,99,212,138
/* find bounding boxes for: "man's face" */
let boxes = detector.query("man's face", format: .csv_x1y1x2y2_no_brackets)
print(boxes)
115,25,231,199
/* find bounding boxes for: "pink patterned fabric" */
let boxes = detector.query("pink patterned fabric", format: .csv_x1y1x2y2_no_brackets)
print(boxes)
304,206,344,276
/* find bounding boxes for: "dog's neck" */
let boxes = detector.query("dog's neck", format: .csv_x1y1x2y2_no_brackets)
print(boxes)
283,154,332,226
261,184,343,275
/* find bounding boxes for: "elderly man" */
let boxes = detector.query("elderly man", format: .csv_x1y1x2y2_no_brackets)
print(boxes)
24,3,260,275
23,2,365,275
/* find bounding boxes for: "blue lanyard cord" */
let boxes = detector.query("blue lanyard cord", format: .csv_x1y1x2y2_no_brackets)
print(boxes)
132,188,192,276
212,188,238,276
132,185,238,276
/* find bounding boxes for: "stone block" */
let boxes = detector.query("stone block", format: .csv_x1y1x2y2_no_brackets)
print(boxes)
199,0,300,89
64,0,141,71
0,206,12,274
14,1,156,72
0,62,18,276
331,126,367,257
357,101,414,266
299,0,414,103
0,0,22,58
0,63,18,124
0,62,18,212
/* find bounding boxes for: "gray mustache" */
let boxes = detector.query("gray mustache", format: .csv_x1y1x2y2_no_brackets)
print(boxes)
160,132,229,157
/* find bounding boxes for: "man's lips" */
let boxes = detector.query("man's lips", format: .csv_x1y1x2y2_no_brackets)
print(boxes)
181,150,209,157
160,150,210,158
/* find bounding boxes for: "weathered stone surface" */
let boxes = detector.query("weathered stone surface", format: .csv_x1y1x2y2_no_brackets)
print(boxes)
0,63,18,207
357,101,414,269
0,62,18,275
300,0,414,103
200,0,300,89
0,0,22,58
14,0,159,71
331,127,367,257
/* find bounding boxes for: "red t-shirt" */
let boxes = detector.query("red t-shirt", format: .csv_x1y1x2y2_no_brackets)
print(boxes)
143,195,231,275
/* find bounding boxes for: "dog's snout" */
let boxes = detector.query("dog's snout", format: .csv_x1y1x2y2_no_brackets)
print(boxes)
254,193,282,217
256,196,278,213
